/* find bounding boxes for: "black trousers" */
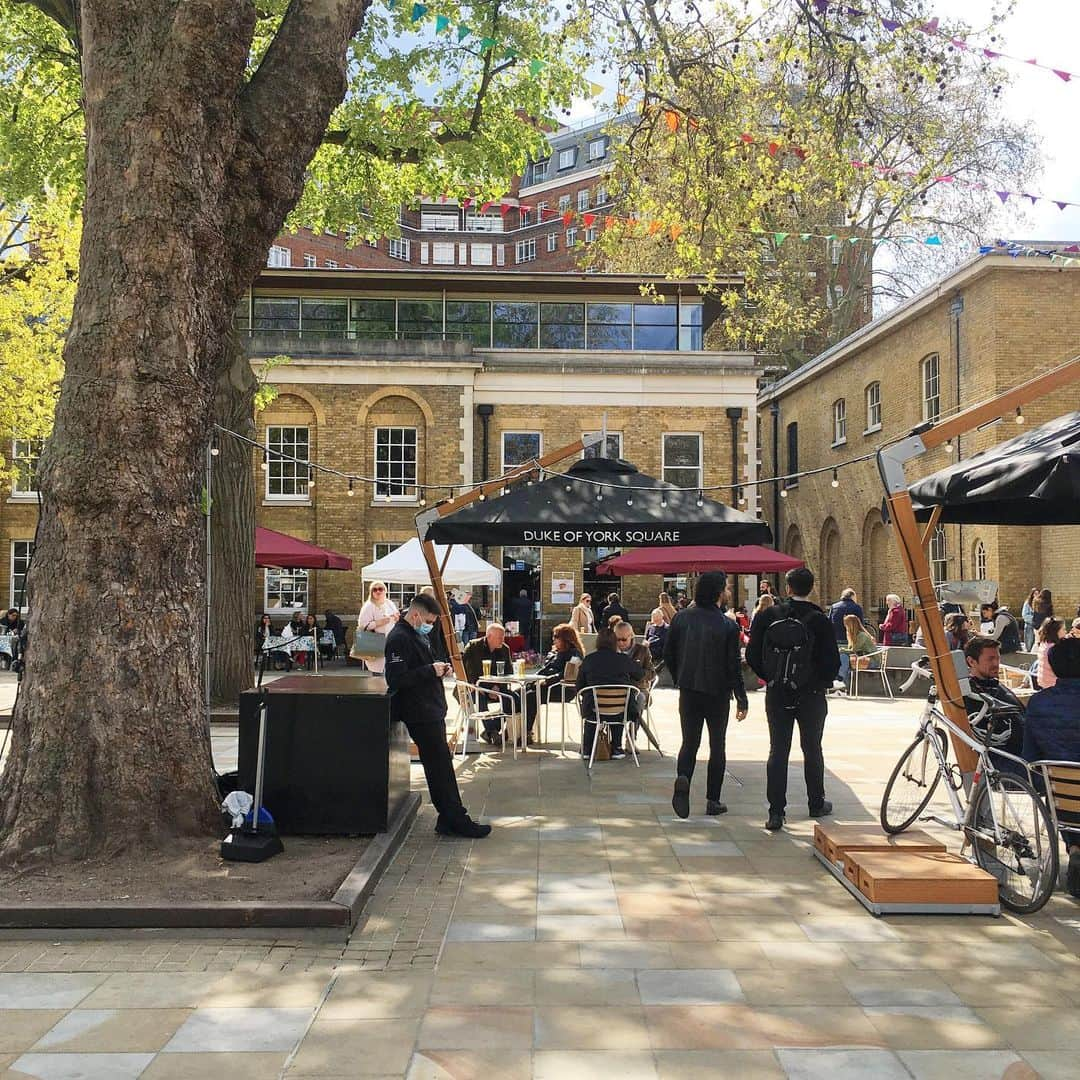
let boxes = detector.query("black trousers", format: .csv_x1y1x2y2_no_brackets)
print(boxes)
676,689,731,803
765,689,828,814
403,714,467,820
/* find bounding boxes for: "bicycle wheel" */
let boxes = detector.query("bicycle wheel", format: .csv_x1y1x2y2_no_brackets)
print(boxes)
971,772,1058,915
880,728,946,834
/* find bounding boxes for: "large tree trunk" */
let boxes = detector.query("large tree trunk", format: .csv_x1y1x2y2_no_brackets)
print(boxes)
0,0,368,863
210,338,258,706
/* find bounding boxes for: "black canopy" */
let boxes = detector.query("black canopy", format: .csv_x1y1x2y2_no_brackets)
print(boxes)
910,411,1080,525
424,457,772,548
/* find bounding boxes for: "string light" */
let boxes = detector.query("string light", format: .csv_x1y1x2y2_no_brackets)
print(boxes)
660,494,668,509
596,487,604,501
945,439,954,453
780,487,788,498
261,451,268,470
210,443,219,457
831,468,840,488
626,493,634,506
347,479,355,497
1015,406,1025,424
307,474,315,489
695,490,704,508
419,488,426,506
478,491,486,501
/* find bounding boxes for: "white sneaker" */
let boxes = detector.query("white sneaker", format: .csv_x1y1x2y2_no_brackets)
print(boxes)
832,679,846,690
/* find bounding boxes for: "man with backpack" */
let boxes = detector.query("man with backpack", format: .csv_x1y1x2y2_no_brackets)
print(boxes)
746,566,841,831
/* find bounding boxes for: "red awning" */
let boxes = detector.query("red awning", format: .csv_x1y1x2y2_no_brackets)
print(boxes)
596,544,804,576
255,527,353,571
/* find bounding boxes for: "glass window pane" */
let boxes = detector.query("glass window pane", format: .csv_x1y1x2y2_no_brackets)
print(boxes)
587,303,632,350
397,300,442,339
493,302,538,348
446,301,491,347
663,434,701,489
350,299,395,338
267,426,310,497
234,296,251,331
539,302,585,349
502,432,541,469
633,303,677,350
253,297,299,332
375,427,418,498
679,303,703,350
583,434,622,459
300,298,347,335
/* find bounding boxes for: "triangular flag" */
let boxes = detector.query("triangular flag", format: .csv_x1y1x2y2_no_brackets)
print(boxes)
1056,201,1069,211
1024,193,1038,205
670,224,683,241
664,110,680,133
562,211,574,226
457,25,471,42
825,233,837,240
791,146,807,160
583,213,596,227
502,47,517,60
919,18,939,33
768,141,779,157
410,3,427,23
499,201,511,215
881,18,900,32
647,220,663,236
462,197,472,209
848,236,859,244
529,59,546,77
739,133,754,144
995,191,1010,204
519,203,532,214
479,37,497,52
616,93,629,108
800,233,811,241
924,235,943,246
951,38,969,50
604,215,616,229
934,175,955,183
480,200,493,213
978,245,993,254
773,232,788,246
435,14,450,32
1054,69,1072,82
983,48,1000,59
1026,57,1039,66
589,82,605,97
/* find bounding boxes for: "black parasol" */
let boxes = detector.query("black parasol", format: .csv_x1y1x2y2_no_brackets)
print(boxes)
423,457,772,547
909,411,1080,525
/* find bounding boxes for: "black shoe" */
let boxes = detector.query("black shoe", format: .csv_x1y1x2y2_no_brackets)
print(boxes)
1068,849,1080,898
481,730,498,745
706,800,728,816
611,748,626,759
435,814,492,839
766,811,785,831
808,800,833,818
672,775,691,819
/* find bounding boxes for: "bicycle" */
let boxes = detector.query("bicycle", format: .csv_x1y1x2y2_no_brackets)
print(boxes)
879,658,1058,914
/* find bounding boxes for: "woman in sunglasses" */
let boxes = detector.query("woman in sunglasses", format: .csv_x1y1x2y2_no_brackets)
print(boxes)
357,580,399,674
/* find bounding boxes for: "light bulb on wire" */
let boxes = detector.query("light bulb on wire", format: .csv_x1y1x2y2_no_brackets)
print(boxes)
780,487,788,498
1015,407,1025,424
347,479,355,497
831,469,840,488
695,490,704,508
945,439,954,453
261,451,269,471
210,443,220,457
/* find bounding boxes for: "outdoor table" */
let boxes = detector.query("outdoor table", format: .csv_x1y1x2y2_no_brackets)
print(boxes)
477,672,547,753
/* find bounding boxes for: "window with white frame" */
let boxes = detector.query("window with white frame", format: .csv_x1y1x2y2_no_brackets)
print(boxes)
832,398,847,446
10,540,33,610
536,201,548,220
662,433,702,489
266,426,310,499
432,242,455,265
865,381,882,432
577,189,590,212
528,159,549,184
421,212,459,231
324,259,338,268
267,245,291,267
465,213,502,233
519,207,531,226
565,227,578,248
265,568,308,612
588,137,606,161
921,353,941,422
595,184,608,206
303,252,316,267
974,539,987,581
373,543,411,609
558,147,576,170
515,238,537,264
583,433,622,460
558,194,572,213
929,525,948,586
585,227,597,244
546,232,557,252
9,439,42,495
502,431,541,473
470,242,493,265
374,427,418,500
388,237,410,261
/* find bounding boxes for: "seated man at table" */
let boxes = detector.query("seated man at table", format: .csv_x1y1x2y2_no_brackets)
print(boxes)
964,635,1026,770
1023,637,1080,897
576,626,644,759
462,622,519,743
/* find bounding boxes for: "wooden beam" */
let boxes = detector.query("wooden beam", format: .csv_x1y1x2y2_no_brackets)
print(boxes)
920,505,943,550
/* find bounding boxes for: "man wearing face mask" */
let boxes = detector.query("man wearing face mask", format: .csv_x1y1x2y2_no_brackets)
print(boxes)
384,593,490,838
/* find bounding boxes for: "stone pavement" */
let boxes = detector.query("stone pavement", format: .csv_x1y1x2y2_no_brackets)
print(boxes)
2,687,1080,1078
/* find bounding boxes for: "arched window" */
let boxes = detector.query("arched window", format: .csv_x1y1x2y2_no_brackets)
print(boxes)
974,539,987,581
832,398,847,445
929,525,948,585
921,354,941,423
865,381,881,432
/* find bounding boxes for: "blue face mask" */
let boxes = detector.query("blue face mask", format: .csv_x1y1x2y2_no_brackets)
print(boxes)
417,622,434,636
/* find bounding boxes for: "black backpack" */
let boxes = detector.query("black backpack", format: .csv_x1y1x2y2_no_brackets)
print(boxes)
761,606,815,698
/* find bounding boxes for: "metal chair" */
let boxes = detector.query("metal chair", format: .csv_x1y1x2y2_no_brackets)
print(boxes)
1001,663,1035,692
453,681,514,758
579,684,639,770
1031,759,1080,875
850,647,893,699
630,675,664,756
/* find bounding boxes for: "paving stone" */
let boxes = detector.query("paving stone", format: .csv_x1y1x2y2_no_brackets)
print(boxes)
162,1007,311,1053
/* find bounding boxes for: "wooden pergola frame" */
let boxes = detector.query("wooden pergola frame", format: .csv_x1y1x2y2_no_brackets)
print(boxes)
878,355,1080,773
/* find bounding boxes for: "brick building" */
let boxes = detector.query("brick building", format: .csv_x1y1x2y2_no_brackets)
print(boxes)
757,253,1080,622
0,267,765,640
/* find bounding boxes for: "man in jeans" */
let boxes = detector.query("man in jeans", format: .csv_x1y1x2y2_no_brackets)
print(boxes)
747,566,841,831
665,571,749,818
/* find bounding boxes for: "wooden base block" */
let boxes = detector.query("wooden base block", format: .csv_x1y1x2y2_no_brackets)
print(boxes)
845,850,999,906
813,823,947,864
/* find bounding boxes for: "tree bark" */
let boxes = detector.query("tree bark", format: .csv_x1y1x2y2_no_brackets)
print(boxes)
210,337,258,706
0,0,369,863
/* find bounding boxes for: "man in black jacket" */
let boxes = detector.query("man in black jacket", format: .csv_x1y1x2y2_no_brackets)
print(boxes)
664,572,749,818
747,566,841,831
576,626,643,759
384,594,490,839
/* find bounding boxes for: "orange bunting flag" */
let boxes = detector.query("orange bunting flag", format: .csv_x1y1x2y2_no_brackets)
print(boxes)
616,93,630,109
687,116,700,131
768,141,779,157
583,213,596,228
647,220,663,236
562,211,574,226
664,110,680,133
791,146,808,160
669,224,683,241
740,133,754,144
480,201,494,213
604,215,617,230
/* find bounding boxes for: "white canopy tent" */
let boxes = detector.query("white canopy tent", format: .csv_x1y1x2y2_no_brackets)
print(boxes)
361,537,501,595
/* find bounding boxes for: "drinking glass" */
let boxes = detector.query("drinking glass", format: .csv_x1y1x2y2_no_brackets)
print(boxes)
481,659,492,677
493,660,505,677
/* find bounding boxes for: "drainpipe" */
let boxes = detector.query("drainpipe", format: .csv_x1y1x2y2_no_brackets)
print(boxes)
477,404,494,561
770,399,781,589
726,407,743,608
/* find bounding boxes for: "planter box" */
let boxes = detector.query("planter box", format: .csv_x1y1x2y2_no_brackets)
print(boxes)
845,850,998,906
813,822,946,865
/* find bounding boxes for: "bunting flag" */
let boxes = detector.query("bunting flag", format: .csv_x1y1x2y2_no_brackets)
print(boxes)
410,3,427,22
435,14,450,33
813,3,1080,88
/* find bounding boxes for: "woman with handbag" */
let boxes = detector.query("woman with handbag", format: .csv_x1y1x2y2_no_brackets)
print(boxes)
355,580,399,674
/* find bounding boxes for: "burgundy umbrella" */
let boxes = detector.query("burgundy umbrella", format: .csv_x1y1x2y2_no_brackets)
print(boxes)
596,544,804,576
255,527,352,570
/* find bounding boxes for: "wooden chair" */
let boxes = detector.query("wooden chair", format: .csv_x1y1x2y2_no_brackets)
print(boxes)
579,684,639,771
850,647,893,699
453,680,514,758
1031,760,1080,870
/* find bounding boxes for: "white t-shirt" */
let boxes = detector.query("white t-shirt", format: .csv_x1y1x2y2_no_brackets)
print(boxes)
357,598,399,673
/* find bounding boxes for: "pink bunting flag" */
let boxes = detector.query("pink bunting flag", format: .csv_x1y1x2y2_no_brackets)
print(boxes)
480,201,493,213
951,38,968,50
983,48,1000,59
934,175,955,183
1054,70,1072,82
851,160,867,169
462,197,473,209
499,202,511,216
1026,58,1039,66
740,133,754,144
919,18,939,33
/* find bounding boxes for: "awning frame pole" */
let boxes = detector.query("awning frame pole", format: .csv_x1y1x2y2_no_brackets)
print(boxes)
879,355,1080,774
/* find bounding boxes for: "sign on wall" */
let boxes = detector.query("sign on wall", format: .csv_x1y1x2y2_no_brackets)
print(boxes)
551,574,576,604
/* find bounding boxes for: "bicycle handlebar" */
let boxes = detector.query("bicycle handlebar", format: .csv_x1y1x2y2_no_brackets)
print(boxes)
899,658,933,693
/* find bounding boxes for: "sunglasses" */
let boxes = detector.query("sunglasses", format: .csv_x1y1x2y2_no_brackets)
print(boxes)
372,587,385,593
